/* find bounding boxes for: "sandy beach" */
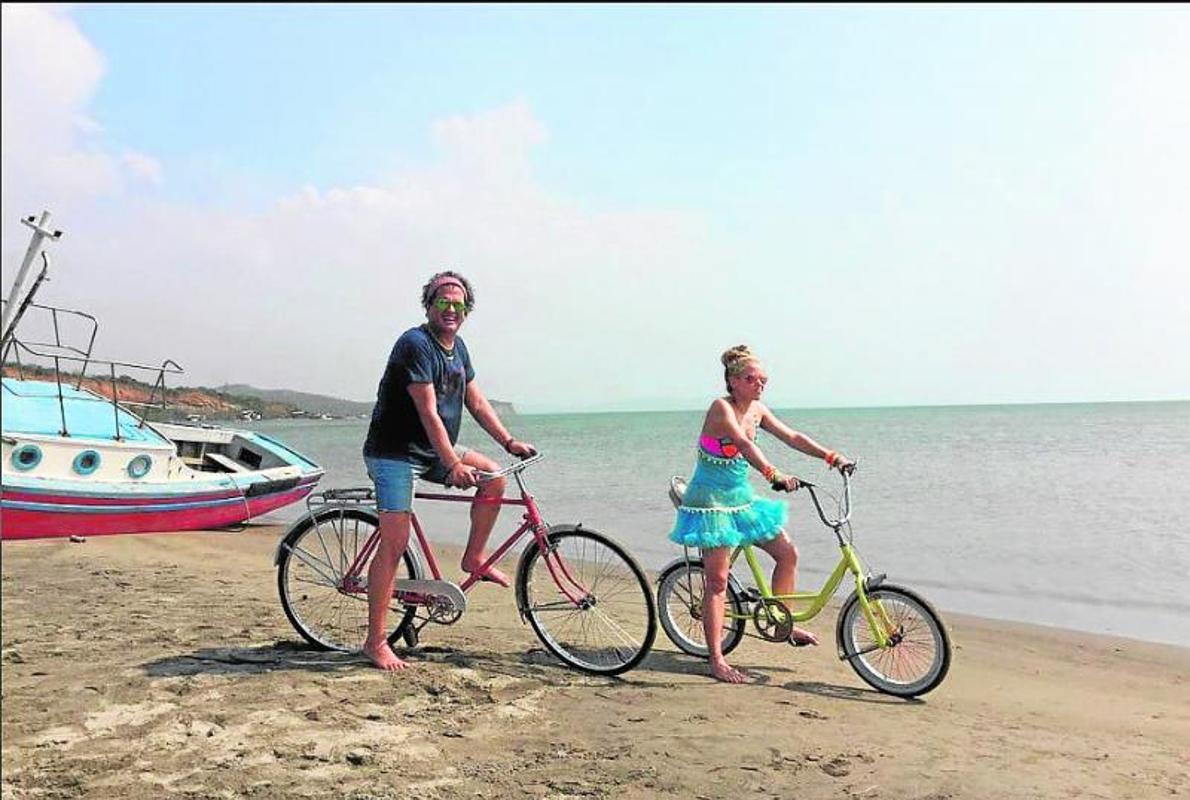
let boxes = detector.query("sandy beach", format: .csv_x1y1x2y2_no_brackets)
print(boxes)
2,526,1187,800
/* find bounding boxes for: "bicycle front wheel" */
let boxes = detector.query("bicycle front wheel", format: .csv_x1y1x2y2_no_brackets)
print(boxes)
277,508,422,652
656,560,746,658
517,528,657,676
837,584,951,698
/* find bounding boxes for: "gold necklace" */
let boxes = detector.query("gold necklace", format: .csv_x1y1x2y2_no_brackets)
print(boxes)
427,327,456,358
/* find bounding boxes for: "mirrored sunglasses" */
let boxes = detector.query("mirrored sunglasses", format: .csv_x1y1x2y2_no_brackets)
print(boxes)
433,297,468,315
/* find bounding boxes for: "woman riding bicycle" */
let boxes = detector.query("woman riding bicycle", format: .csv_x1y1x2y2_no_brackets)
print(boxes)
669,345,853,683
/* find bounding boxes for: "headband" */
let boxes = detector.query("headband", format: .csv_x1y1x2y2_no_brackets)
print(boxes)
427,275,468,302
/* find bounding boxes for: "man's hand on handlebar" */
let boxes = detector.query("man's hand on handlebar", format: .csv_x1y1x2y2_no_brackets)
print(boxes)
834,455,856,475
446,461,478,489
505,439,538,460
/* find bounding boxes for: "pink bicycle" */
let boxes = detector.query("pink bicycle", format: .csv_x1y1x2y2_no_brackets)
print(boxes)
275,454,658,676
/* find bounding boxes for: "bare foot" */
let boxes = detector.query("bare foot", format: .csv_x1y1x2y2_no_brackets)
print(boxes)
363,640,409,671
463,562,511,588
710,658,750,684
789,626,820,647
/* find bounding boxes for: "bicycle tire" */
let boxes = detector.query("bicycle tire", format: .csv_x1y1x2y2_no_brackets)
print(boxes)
277,507,423,652
516,527,657,676
836,583,951,698
656,560,747,658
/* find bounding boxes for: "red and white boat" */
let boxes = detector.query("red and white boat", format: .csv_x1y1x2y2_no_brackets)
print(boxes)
1,212,324,540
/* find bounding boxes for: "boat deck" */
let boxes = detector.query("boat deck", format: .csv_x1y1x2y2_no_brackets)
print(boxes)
1,378,169,445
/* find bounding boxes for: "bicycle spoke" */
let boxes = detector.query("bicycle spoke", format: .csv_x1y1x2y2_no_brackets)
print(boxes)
843,587,947,696
280,512,417,652
522,531,655,675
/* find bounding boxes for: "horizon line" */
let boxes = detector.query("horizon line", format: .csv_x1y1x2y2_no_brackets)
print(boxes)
514,396,1190,417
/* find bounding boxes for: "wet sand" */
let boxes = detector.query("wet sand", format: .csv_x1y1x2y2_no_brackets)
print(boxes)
2,526,1188,799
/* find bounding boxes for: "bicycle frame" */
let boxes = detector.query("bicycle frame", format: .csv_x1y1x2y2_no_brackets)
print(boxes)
714,473,898,649
333,457,594,607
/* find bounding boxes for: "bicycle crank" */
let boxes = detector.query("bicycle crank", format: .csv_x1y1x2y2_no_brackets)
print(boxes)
753,599,794,642
394,579,467,615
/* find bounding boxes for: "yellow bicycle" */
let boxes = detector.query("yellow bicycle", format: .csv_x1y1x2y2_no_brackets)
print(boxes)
657,469,951,697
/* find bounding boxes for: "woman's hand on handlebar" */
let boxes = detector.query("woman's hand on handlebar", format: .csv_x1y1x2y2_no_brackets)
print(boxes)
834,455,856,475
771,474,802,493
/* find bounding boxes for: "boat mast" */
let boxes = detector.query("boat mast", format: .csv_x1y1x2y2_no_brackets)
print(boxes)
1,211,63,346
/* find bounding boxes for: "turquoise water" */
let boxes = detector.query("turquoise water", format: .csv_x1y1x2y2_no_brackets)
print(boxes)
249,401,1190,647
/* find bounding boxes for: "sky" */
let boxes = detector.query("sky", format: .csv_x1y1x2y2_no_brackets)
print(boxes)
2,4,1187,413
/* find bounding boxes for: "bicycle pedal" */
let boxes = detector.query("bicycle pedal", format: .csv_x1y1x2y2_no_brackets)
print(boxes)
739,588,762,604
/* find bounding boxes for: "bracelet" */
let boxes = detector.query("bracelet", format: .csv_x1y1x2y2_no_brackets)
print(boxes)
762,464,779,483
823,450,838,467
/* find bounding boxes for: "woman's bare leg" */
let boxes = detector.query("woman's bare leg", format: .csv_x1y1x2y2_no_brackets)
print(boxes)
702,547,749,683
758,532,818,645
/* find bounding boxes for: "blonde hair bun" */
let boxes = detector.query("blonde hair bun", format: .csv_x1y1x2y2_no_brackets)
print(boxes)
721,344,758,374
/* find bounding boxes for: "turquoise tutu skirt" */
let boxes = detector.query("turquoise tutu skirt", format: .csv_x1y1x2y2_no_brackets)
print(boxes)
669,450,787,549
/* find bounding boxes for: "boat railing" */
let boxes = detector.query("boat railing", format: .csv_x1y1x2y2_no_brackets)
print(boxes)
1,299,184,440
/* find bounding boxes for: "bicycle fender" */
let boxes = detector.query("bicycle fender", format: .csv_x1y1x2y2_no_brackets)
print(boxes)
833,574,887,660
513,523,586,622
272,506,381,566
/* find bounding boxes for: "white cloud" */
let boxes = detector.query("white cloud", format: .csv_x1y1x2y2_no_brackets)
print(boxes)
1,4,162,234
121,151,164,186
53,102,722,408
3,7,1186,410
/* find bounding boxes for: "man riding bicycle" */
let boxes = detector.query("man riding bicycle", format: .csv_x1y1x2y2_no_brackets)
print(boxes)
361,271,535,671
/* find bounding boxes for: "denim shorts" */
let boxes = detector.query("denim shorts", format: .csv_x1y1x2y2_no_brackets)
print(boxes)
364,447,469,513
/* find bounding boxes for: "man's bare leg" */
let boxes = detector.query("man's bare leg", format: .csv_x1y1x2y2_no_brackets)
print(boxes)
457,452,511,587
364,510,413,670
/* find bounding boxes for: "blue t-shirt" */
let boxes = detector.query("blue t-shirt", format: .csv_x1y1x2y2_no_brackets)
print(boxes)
363,325,476,462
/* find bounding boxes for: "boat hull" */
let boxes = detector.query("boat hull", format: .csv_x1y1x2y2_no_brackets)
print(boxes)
0,475,321,539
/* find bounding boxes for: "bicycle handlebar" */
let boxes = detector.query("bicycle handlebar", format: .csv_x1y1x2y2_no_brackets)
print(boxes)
797,466,855,528
474,451,545,482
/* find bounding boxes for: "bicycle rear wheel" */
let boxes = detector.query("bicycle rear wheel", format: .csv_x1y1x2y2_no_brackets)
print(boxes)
837,584,951,698
517,527,657,676
656,560,746,658
277,508,422,651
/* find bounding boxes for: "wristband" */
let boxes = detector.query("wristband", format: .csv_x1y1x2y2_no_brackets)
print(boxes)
824,450,838,467
762,464,779,483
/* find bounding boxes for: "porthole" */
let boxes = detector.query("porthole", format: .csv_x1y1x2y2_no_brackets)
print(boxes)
73,449,102,476
127,454,153,479
11,444,42,471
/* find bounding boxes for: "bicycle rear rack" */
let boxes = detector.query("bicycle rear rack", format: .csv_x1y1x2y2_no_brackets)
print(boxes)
305,487,375,512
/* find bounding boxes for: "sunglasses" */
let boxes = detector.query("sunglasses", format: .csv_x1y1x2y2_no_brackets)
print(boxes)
433,297,468,315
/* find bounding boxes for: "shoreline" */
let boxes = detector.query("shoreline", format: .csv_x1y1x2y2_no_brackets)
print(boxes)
4,526,1188,799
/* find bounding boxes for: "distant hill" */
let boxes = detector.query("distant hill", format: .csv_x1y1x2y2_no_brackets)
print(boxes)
219,384,517,419
0,367,513,421
219,385,373,417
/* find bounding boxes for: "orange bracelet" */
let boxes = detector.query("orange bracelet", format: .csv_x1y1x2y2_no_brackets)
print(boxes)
824,450,837,467
762,464,779,483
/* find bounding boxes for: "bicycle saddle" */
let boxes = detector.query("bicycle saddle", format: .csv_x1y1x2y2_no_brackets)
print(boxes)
668,476,688,509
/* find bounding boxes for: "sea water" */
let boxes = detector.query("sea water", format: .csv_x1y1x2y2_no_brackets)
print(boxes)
250,401,1190,647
